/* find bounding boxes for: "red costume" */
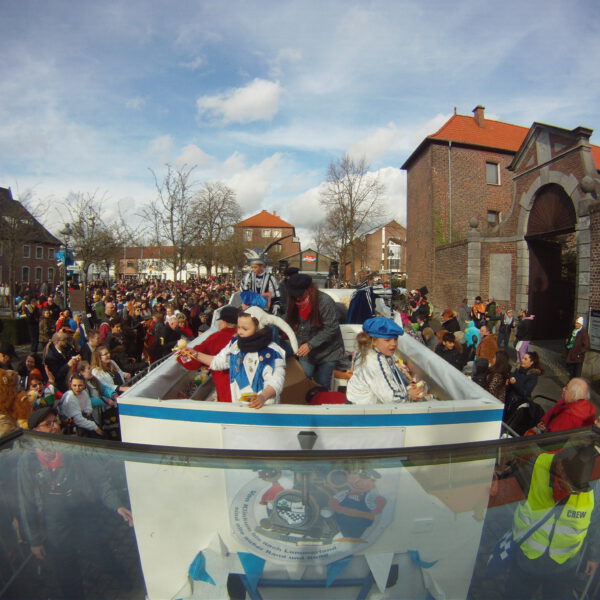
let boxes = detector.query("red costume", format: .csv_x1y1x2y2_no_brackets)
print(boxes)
177,328,236,402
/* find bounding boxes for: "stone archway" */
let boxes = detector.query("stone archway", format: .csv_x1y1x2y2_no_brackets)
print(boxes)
525,184,577,339
515,170,590,340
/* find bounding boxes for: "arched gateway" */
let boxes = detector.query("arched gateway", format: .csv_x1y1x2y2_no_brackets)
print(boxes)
525,184,577,339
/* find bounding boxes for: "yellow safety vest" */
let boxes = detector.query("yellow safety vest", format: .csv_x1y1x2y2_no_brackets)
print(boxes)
513,453,593,564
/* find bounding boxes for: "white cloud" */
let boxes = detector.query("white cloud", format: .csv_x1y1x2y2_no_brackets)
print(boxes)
125,97,145,110
225,153,283,213
146,135,174,160
197,78,282,124
175,143,214,168
180,55,206,70
348,123,401,164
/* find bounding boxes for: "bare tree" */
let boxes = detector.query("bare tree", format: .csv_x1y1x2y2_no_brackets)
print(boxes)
319,155,387,272
141,164,198,281
190,182,242,275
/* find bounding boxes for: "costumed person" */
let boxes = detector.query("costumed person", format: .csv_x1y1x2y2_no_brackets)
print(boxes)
329,470,387,543
503,444,600,600
285,274,344,389
565,316,590,380
176,306,241,402
240,248,281,315
471,295,487,328
191,313,286,409
440,309,460,333
346,317,424,404
241,290,298,357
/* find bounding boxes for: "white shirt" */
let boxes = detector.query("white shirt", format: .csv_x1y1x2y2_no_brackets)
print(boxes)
59,389,97,431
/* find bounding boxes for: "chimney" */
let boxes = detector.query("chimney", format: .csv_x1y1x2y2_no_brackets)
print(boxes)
273,209,277,216
473,105,485,128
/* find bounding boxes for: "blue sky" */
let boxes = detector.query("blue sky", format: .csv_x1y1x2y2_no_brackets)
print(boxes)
2,0,600,246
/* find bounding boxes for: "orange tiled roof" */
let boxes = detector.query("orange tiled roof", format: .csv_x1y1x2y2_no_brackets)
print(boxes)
592,146,600,171
428,114,529,152
237,210,294,229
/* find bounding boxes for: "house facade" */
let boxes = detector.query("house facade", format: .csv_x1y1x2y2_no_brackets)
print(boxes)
403,106,600,342
348,219,407,283
0,187,62,291
234,210,301,263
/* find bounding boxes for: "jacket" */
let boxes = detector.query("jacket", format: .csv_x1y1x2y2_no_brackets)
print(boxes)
476,334,498,363
566,329,590,364
291,292,345,364
541,397,596,432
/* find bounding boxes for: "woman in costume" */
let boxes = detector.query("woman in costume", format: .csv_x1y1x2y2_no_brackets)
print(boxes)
347,317,424,404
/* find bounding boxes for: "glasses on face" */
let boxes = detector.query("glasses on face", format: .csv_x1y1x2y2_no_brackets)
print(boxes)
37,419,60,430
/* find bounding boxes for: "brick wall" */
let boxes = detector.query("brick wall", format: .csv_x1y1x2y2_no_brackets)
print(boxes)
433,240,468,310
406,149,434,290
590,202,600,310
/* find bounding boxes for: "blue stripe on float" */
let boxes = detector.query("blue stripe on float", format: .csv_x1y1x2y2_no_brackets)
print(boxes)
118,404,504,427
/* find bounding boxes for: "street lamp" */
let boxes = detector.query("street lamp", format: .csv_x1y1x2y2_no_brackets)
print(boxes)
59,223,73,309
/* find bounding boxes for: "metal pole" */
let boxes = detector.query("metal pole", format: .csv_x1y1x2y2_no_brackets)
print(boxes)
63,242,69,309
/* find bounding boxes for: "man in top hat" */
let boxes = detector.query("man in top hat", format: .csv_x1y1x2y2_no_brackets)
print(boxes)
240,254,281,315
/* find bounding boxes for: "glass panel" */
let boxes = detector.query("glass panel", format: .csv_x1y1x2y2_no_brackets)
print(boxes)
486,162,500,185
1,429,598,600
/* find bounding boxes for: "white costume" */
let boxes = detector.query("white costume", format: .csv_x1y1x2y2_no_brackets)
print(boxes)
211,338,286,405
347,350,409,404
240,271,280,314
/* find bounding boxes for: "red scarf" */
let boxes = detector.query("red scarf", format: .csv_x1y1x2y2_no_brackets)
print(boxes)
296,296,312,320
35,449,64,470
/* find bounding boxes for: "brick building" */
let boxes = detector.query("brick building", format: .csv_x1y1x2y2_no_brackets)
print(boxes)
349,219,406,283
0,187,62,291
234,210,301,261
403,106,600,341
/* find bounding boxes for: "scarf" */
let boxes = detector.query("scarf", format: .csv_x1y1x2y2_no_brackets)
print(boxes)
295,296,312,320
35,449,64,470
237,327,273,353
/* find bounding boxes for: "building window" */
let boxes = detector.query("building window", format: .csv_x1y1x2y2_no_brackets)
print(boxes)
22,266,30,282
48,248,54,260
272,244,282,254
23,245,31,258
487,210,500,226
486,162,500,185
35,267,42,281
272,230,281,239
36,246,43,259
262,229,271,238
48,267,55,281
244,230,253,241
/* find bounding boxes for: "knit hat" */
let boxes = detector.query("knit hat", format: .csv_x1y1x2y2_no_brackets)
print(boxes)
576,316,584,326
0,342,17,358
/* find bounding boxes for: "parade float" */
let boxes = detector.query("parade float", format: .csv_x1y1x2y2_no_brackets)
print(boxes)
110,290,505,600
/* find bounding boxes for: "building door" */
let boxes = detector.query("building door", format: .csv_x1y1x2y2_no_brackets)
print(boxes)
525,184,576,340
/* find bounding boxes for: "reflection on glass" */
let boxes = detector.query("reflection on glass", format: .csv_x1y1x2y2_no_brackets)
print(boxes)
0,430,598,600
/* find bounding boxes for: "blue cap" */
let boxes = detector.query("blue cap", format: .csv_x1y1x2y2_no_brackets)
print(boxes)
363,317,404,339
240,290,268,309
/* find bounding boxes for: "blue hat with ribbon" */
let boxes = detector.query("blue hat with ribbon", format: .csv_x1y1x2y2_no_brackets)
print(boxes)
362,317,404,339
240,290,268,309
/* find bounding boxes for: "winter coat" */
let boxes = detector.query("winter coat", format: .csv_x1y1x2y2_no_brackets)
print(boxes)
541,397,596,432
515,317,534,342
566,329,590,364
506,366,540,405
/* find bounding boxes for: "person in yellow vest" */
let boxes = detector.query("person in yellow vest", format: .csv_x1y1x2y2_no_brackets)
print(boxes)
507,444,599,599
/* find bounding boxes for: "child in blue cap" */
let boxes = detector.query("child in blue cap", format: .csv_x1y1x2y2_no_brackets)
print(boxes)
347,317,423,404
